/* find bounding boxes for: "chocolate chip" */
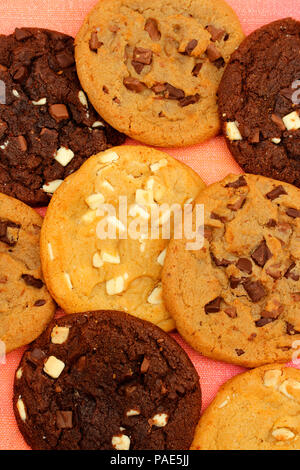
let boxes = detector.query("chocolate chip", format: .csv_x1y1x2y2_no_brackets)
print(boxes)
21,274,43,289
211,252,231,267
266,219,277,228
210,212,227,223
185,39,198,55
89,32,102,51
123,77,145,93
227,196,246,211
225,176,247,188
248,333,257,341
164,83,185,100
49,104,69,122
133,47,153,65
236,258,252,274
284,262,299,281
34,299,46,307
205,297,222,314
266,185,287,200
192,63,203,77
271,113,285,130
214,57,225,69
243,280,267,302
0,219,20,246
251,240,272,267
27,348,46,365
144,18,161,41
13,65,28,83
230,276,241,289
255,317,275,327
15,28,32,41
206,25,226,42
140,357,150,374
286,208,300,218
56,51,74,68
206,43,222,62
179,94,200,107
224,306,237,318
235,349,245,356
131,61,145,74
56,411,73,429
286,322,300,335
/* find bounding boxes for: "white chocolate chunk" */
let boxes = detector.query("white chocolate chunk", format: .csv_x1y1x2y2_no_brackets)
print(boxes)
85,193,105,210
106,276,125,295
48,242,54,261
271,137,281,144
93,252,104,268
42,179,63,193
64,272,73,290
226,121,242,141
12,89,20,98
136,189,154,206
51,326,70,345
92,121,105,128
106,216,126,233
157,248,167,266
147,285,163,305
263,369,282,388
145,177,154,191
150,158,168,172
32,97,47,105
126,409,140,417
78,90,88,107
16,368,23,380
82,210,97,224
0,140,8,150
102,251,120,264
54,147,75,167
272,428,295,441
282,111,300,131
101,180,114,191
152,413,168,427
218,398,229,409
279,379,300,399
17,398,27,422
129,204,150,220
112,434,130,450
185,198,194,204
43,356,65,379
99,151,119,163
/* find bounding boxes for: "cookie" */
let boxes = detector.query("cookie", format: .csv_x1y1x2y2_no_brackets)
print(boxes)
14,310,201,450
0,28,125,206
162,174,300,367
0,193,55,353
75,0,244,147
40,145,204,331
192,364,300,450
219,18,300,187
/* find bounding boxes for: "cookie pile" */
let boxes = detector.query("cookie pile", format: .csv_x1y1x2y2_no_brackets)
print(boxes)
0,0,299,452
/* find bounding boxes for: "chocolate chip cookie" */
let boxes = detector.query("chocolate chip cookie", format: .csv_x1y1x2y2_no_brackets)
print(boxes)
40,145,205,332
219,18,300,187
162,174,300,367
0,193,55,353
0,28,124,206
14,310,201,450
75,0,244,147
192,364,300,450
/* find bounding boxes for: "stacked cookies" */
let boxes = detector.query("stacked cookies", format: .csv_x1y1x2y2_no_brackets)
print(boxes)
0,0,299,452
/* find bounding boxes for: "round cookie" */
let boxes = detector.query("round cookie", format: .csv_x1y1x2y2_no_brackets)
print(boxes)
162,173,300,367
192,364,300,450
219,18,300,188
14,310,201,450
0,27,124,206
0,193,55,353
75,0,244,147
40,145,205,331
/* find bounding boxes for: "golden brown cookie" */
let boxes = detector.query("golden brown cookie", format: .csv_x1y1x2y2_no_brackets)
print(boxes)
40,146,205,331
162,174,300,367
0,193,55,353
75,0,244,147
191,364,300,450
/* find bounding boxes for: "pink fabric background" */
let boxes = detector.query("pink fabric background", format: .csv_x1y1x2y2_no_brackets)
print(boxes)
0,0,299,450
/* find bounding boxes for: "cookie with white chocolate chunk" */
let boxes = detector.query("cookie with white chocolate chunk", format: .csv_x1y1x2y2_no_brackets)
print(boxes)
40,145,205,331
192,364,300,450
14,310,201,450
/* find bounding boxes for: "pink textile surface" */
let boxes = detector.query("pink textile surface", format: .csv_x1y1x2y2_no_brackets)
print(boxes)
0,0,299,451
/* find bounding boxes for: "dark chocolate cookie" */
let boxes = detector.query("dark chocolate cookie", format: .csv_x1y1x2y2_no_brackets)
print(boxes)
0,28,124,206
218,18,300,187
14,311,201,450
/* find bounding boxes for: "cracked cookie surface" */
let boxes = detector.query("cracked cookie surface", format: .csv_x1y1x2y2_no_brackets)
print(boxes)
75,0,244,147
14,310,201,450
192,364,300,450
219,18,300,187
0,28,124,206
0,193,55,352
40,145,204,331
162,174,300,367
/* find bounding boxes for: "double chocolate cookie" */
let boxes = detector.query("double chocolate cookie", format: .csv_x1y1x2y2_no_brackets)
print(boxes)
219,18,300,187
0,28,124,206
14,311,201,450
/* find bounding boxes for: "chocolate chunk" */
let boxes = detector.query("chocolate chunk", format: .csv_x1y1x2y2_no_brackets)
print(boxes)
206,25,226,42
285,262,299,281
243,280,266,302
271,114,285,131
133,47,153,65
49,104,69,122
56,51,74,68
164,83,185,100
27,348,46,365
205,297,222,314
185,40,198,55
206,43,222,62
251,240,272,267
255,317,275,327
227,196,246,211
225,176,247,188
152,83,167,94
266,185,287,200
266,219,277,228
15,28,32,41
144,18,161,41
266,265,281,280
224,306,237,318
17,136,27,152
179,94,200,107
192,63,202,77
248,333,257,341
210,212,227,223
34,299,46,307
235,349,245,356
211,252,231,267
123,77,145,93
21,274,43,289
230,276,241,289
286,322,300,335
56,411,73,429
13,65,28,83
0,219,20,246
236,258,252,274
214,57,225,69
140,357,150,374
89,32,102,51
131,61,145,74
286,208,300,218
